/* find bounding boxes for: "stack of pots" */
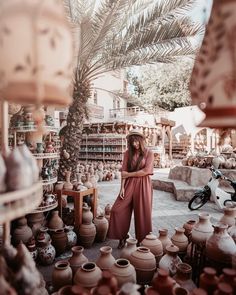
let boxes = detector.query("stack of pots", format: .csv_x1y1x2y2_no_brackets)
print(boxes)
78,204,96,248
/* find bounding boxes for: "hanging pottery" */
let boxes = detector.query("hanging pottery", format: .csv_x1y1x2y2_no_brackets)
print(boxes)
190,0,236,128
0,0,73,107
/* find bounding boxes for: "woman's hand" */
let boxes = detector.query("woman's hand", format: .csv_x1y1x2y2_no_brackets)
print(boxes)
121,171,129,179
119,187,125,200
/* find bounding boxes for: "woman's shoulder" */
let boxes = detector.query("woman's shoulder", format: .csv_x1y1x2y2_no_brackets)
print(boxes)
145,148,154,156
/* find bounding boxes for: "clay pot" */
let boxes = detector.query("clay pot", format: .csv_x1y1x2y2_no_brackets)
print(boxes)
159,244,182,276
105,204,112,221
141,232,163,265
219,268,236,290
48,210,64,230
12,217,33,246
78,223,96,248
26,237,38,261
83,172,93,189
213,283,233,295
96,246,115,271
82,206,93,224
172,287,189,295
228,218,236,243
190,289,207,295
191,213,214,244
199,267,218,295
219,206,236,227
52,260,73,291
73,262,102,290
212,157,220,169
158,229,172,253
65,226,77,249
27,212,45,236
173,263,196,292
51,228,68,256
183,220,196,240
110,258,136,288
171,227,188,253
69,246,88,276
96,270,118,295
94,215,109,242
129,246,156,285
152,268,176,295
37,227,50,244
206,223,236,267
38,238,56,265
120,238,137,261
63,170,73,190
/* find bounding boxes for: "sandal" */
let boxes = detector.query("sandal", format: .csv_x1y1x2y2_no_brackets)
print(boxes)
117,234,130,249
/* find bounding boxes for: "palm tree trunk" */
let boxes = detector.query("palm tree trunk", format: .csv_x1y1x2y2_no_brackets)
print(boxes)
58,79,90,181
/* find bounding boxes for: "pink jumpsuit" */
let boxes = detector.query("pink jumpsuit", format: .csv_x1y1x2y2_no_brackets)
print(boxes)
107,149,154,243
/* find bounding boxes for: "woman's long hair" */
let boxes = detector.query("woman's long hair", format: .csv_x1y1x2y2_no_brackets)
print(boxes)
127,135,145,172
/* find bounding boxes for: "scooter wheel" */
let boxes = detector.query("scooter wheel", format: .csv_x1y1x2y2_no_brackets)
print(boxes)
188,192,209,210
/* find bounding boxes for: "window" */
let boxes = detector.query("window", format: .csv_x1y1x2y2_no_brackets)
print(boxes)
93,90,98,105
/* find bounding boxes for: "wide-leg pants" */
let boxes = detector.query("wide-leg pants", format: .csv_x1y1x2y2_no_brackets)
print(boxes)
107,176,153,243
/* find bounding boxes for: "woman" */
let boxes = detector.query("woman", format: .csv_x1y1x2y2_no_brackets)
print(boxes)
107,128,154,248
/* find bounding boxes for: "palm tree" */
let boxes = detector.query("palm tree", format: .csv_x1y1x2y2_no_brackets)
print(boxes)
59,0,202,179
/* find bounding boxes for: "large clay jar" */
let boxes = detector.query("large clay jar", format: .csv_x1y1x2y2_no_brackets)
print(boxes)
96,246,115,271
48,210,64,230
183,220,196,241
52,260,73,291
158,229,172,253
110,258,136,288
65,226,77,249
129,246,156,285
120,238,137,261
73,262,102,290
94,215,109,242
38,238,56,265
191,213,214,245
206,223,236,269
199,267,219,295
97,270,118,295
51,228,68,256
219,268,236,290
141,232,163,265
82,205,93,224
69,246,88,277
213,283,233,295
173,263,196,292
159,244,182,276
171,227,188,253
63,170,73,190
219,206,236,227
152,268,176,295
78,222,96,248
12,217,33,246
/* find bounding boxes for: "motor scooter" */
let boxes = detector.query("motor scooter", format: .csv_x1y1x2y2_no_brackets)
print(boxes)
188,166,236,210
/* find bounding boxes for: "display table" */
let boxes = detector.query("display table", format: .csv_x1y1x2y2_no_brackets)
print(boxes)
56,188,98,231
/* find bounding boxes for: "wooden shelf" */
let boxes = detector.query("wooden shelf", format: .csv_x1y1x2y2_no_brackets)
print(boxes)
33,152,60,159
12,125,59,133
42,177,57,186
0,183,43,224
30,201,58,214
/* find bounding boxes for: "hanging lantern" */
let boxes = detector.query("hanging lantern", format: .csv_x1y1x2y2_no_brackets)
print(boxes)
190,0,236,128
0,0,73,107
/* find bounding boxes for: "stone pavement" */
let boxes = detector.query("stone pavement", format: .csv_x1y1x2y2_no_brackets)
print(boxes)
39,168,223,288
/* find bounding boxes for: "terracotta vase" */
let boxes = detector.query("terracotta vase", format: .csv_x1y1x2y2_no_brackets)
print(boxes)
206,223,236,268
219,207,236,227
120,238,137,261
26,237,38,261
55,181,64,191
78,223,96,248
110,258,136,288
171,227,188,253
183,220,196,241
141,232,163,265
129,246,156,285
173,263,196,292
152,268,176,295
63,170,73,190
52,260,73,291
69,246,88,277
83,172,93,189
158,229,172,253
48,210,64,230
159,244,182,276
26,212,45,236
51,228,68,256
228,218,236,243
96,246,115,271
104,204,112,221
12,217,33,246
97,270,118,295
65,225,77,249
38,238,56,265
94,215,109,242
199,267,219,295
82,205,93,224
213,283,233,295
219,268,236,289
191,213,214,245
73,262,102,290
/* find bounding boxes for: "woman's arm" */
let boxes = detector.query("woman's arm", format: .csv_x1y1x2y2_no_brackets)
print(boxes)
119,177,126,199
121,169,148,178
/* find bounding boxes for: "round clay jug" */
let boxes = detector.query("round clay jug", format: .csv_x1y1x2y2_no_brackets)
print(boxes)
110,258,136,288
219,206,236,227
120,238,137,261
152,268,176,295
96,246,115,271
48,210,64,230
183,220,196,240
78,223,96,248
65,226,77,249
171,227,188,253
12,217,33,246
206,223,236,268
199,267,218,295
141,232,163,265
173,263,196,292
82,206,93,224
51,228,68,256
94,215,109,242
73,262,102,290
191,213,214,245
213,283,233,295
129,246,156,285
69,246,88,277
52,260,73,291
159,244,182,276
219,268,236,290
158,229,172,253
38,238,56,265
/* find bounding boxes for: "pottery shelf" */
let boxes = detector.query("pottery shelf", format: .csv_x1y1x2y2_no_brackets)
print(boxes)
30,200,58,214
41,177,58,186
32,152,60,159
12,125,59,133
0,183,43,224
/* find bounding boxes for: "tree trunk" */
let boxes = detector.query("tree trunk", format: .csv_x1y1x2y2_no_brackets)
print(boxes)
58,79,90,181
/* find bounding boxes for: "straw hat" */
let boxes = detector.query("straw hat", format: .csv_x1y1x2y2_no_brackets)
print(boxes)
126,127,144,139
